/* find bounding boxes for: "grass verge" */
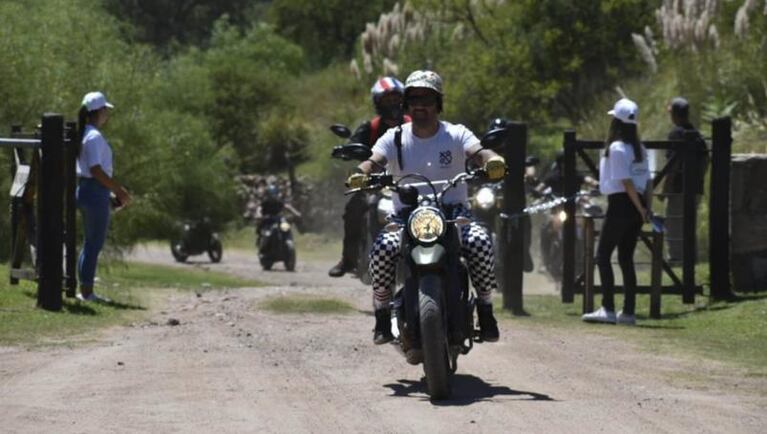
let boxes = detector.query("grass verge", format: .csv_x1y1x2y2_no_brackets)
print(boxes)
500,292,767,376
260,294,355,314
0,262,261,345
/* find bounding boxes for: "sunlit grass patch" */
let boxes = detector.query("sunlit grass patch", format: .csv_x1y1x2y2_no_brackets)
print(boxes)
499,292,767,375
260,294,355,314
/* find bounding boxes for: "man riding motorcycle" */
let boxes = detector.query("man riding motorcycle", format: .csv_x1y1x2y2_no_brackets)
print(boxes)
347,70,505,344
534,151,598,275
328,76,412,278
255,185,301,234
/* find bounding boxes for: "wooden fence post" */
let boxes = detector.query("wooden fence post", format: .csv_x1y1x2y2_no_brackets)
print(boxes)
562,131,577,303
64,121,77,297
582,216,595,314
502,122,527,315
682,131,699,304
36,114,64,311
709,117,734,300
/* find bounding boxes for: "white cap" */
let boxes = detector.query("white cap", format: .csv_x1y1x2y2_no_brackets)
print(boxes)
81,91,114,111
607,98,638,124
405,70,443,94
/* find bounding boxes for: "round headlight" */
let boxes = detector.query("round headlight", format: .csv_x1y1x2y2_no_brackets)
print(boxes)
475,187,496,210
558,210,568,222
279,221,291,232
408,207,445,244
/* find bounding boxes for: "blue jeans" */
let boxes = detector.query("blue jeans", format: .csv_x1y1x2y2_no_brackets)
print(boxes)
77,178,111,287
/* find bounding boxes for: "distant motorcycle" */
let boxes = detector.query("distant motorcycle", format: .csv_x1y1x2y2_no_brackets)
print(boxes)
170,219,223,263
329,124,392,284
257,216,297,271
535,187,602,281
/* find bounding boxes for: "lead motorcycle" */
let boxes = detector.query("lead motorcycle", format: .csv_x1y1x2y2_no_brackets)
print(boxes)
346,128,505,400
329,124,393,284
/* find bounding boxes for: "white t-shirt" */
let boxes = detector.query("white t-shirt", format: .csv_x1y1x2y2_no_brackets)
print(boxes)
77,125,113,178
599,140,650,195
372,121,478,210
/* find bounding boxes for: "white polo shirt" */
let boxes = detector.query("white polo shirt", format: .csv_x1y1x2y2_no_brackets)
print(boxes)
599,140,650,195
372,121,478,210
77,125,113,178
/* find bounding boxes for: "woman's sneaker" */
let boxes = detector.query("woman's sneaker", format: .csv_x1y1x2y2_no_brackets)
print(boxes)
616,310,636,326
581,307,616,324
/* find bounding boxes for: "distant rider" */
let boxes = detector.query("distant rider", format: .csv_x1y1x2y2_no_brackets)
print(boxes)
347,70,505,344
328,77,412,277
255,185,301,235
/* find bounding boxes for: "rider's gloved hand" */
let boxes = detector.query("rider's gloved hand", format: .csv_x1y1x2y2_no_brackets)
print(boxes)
346,172,369,189
484,156,507,181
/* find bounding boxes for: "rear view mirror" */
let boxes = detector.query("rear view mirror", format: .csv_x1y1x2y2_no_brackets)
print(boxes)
331,143,372,161
330,124,352,139
479,128,507,151
525,155,540,167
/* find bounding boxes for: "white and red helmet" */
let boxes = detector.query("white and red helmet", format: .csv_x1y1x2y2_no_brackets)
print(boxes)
370,76,405,106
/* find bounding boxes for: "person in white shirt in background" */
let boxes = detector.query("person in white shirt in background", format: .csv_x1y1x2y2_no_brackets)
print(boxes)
582,98,651,326
76,91,131,302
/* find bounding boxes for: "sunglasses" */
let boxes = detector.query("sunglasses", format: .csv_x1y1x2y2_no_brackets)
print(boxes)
406,94,438,107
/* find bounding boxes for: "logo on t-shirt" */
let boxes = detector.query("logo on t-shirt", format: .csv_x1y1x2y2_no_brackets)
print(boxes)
630,163,648,176
439,150,452,167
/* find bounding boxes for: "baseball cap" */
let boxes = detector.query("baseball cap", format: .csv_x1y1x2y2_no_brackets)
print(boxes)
404,70,443,95
81,91,114,111
607,98,638,124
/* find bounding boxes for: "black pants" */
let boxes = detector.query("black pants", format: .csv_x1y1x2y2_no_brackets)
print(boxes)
341,192,368,266
596,193,643,315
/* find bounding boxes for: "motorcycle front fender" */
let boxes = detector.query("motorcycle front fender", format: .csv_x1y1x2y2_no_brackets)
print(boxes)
410,244,446,266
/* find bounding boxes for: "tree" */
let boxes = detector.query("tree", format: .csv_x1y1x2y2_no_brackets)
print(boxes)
268,0,398,67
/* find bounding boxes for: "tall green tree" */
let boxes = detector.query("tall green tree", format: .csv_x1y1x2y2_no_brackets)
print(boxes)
268,0,398,67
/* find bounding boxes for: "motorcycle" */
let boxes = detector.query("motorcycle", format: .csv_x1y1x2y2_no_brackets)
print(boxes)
170,219,223,263
257,215,297,271
347,128,504,400
534,187,602,281
329,124,393,284
471,155,540,277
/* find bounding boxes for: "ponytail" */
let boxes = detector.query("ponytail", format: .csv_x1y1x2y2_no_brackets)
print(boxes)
77,105,88,157
604,118,643,162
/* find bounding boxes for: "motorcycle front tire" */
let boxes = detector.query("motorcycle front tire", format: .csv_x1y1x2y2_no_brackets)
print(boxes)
419,274,451,400
170,241,188,263
284,239,296,272
208,239,223,263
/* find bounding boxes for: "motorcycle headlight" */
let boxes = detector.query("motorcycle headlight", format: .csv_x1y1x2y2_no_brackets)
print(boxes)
475,187,496,210
183,224,191,231
407,207,445,244
558,210,568,222
280,222,291,232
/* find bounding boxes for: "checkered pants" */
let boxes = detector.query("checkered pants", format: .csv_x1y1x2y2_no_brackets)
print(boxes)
368,207,497,310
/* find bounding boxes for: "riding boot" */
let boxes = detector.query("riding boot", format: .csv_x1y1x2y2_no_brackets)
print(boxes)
328,258,354,277
476,303,500,342
373,309,394,345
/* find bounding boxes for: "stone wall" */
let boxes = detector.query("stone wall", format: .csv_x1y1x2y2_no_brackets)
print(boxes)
730,154,767,291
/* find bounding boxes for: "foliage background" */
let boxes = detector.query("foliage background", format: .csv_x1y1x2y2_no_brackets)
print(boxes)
0,0,765,262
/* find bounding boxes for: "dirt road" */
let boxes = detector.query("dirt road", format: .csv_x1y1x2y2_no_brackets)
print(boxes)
1,247,765,433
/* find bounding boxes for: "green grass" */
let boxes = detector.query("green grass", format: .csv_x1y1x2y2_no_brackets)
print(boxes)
501,292,767,375
0,262,261,345
259,294,355,314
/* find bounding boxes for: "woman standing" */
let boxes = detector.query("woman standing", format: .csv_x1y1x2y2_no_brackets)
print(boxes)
76,91,131,301
583,98,651,325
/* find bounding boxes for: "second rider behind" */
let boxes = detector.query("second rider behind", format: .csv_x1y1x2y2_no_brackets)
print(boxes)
347,70,504,344
328,77,412,277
